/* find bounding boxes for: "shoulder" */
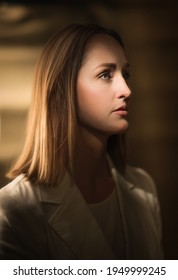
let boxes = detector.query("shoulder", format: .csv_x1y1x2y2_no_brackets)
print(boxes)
0,175,47,236
0,175,48,259
124,165,157,196
108,155,157,196
124,165,161,230
0,174,43,223
0,174,38,211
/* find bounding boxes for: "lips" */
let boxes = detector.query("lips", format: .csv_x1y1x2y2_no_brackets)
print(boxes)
113,104,128,116
113,104,128,112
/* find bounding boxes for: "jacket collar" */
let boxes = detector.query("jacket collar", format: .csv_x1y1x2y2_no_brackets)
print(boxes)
36,171,116,259
35,157,135,259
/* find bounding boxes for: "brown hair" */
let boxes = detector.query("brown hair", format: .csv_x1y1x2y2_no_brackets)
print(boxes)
7,23,126,185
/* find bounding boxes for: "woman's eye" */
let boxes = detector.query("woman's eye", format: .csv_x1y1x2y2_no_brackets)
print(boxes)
123,71,130,81
98,71,112,80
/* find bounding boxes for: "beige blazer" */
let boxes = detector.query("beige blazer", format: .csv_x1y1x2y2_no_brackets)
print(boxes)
0,159,163,259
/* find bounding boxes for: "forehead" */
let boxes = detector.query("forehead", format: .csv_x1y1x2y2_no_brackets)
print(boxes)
82,33,127,66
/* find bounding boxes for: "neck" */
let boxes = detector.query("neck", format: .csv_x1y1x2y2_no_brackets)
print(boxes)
74,128,113,201
73,126,110,183
73,126,115,203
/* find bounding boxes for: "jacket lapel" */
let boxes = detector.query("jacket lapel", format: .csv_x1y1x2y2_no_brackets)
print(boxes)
36,173,116,259
35,157,159,259
108,157,134,259
109,161,159,259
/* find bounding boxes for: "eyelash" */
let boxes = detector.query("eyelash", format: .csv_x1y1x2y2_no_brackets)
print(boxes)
98,70,113,80
122,71,130,81
98,69,130,81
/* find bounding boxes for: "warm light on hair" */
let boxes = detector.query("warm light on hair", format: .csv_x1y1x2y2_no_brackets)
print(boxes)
7,23,126,185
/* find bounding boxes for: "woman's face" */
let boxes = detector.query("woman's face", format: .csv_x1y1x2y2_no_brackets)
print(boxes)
77,33,131,137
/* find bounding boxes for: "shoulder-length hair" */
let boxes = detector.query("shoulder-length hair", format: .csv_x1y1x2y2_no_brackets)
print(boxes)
7,23,126,186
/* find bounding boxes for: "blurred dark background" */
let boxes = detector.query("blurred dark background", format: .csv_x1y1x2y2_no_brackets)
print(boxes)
0,0,178,259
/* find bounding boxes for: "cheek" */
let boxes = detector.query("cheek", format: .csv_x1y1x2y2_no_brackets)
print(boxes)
77,81,104,125
77,79,110,111
77,81,99,112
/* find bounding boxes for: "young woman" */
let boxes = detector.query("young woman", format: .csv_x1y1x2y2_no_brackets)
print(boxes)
0,23,163,259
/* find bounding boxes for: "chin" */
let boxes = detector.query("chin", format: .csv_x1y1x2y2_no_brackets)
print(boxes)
107,127,128,137
112,120,129,134
115,127,128,134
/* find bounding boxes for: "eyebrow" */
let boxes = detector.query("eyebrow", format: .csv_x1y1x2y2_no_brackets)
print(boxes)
94,62,130,70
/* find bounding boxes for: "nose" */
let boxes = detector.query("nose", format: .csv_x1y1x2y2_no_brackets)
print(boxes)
115,76,132,100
